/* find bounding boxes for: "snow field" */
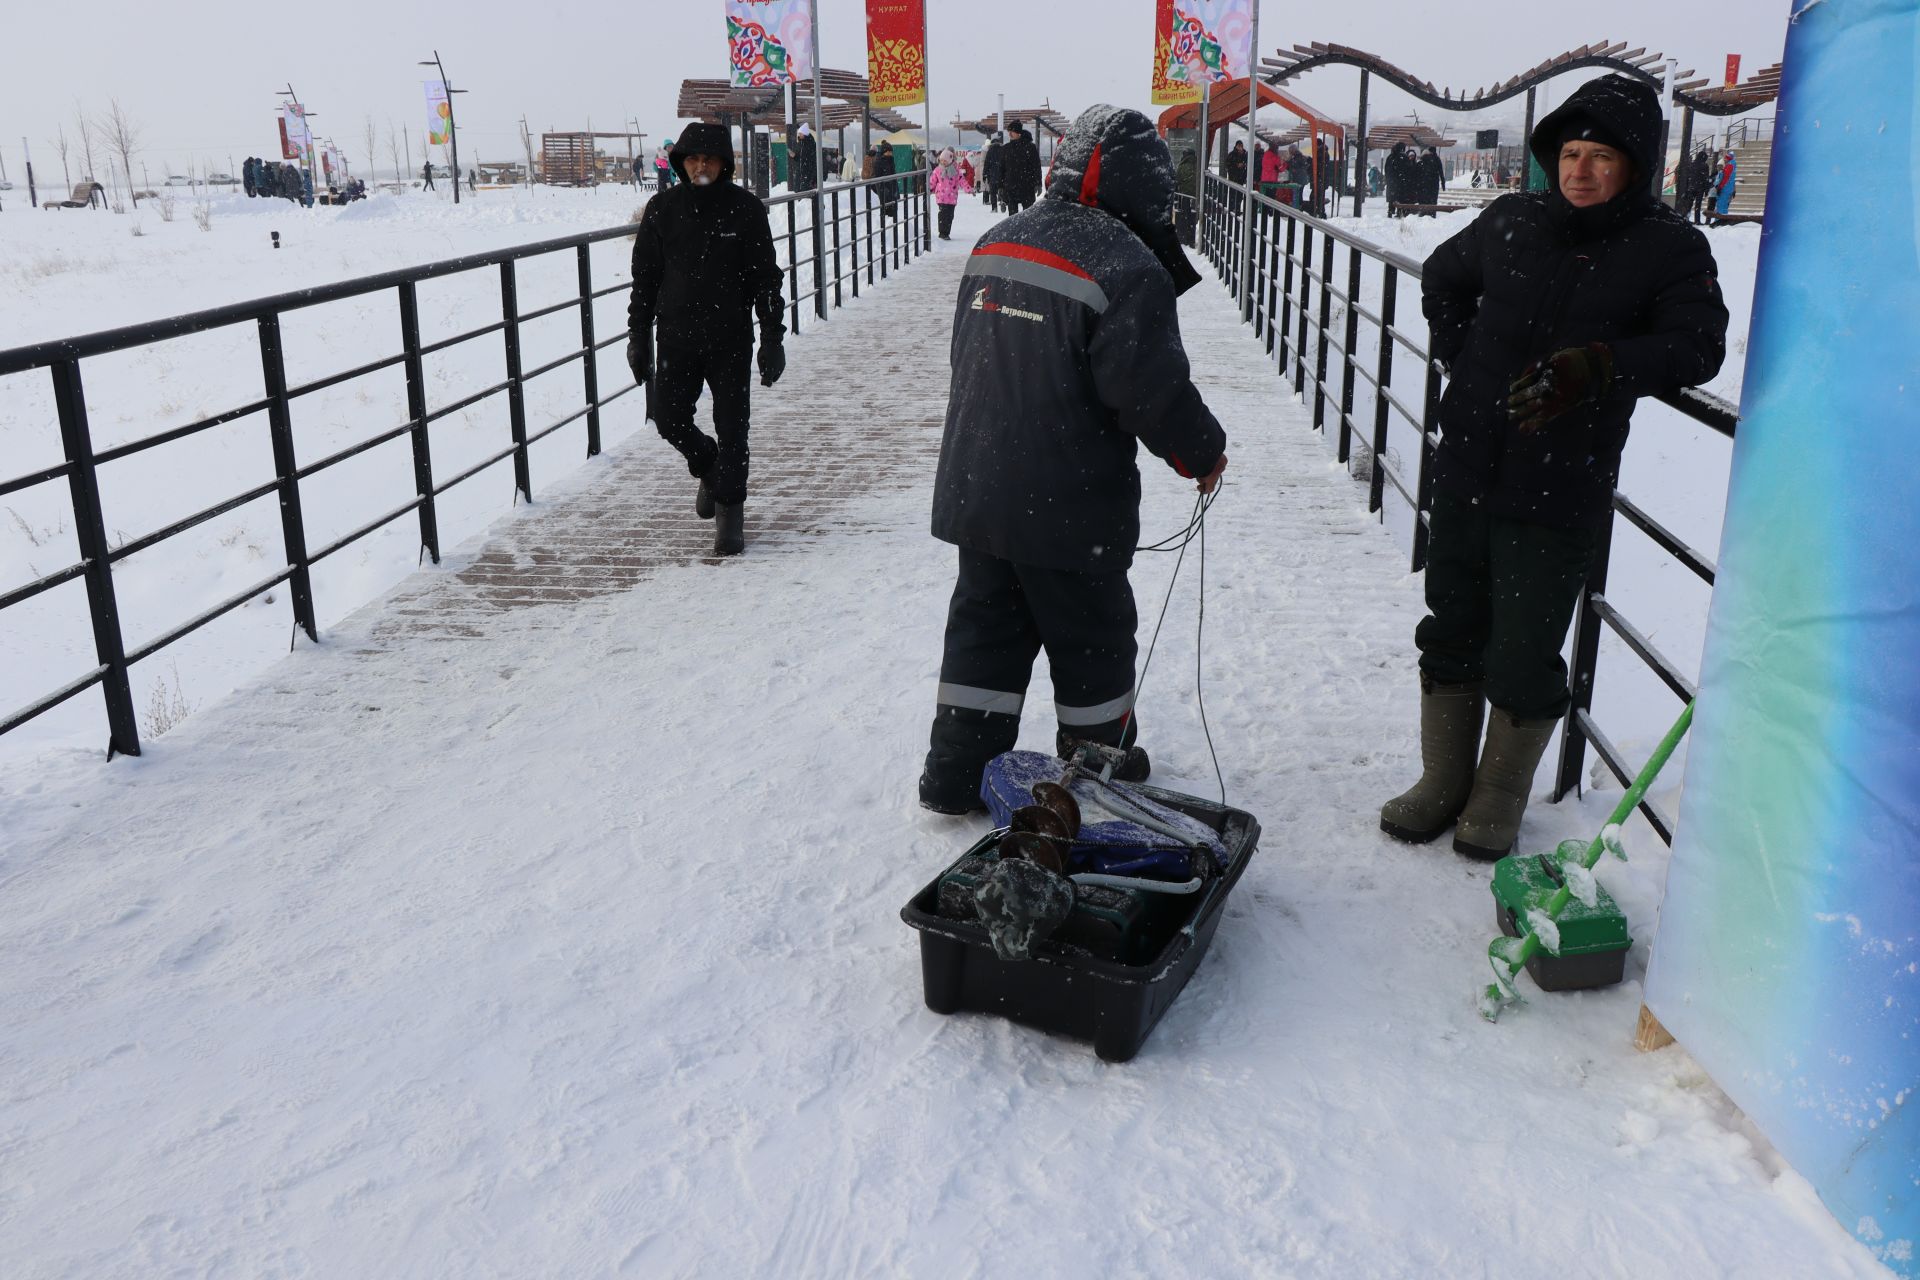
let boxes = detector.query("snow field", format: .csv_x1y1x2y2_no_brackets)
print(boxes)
0,194,1884,1277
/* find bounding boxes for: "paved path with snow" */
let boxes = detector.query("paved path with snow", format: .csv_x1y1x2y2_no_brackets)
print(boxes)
0,199,1882,1278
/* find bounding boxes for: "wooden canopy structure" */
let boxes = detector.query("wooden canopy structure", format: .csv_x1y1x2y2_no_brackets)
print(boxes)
675,72,916,133
956,108,1072,139
1256,39,1782,116
1156,79,1346,148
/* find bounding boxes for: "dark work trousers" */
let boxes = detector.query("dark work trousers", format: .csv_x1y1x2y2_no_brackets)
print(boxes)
1415,487,1599,720
923,548,1139,807
649,342,752,505
937,202,957,239
1002,194,1033,216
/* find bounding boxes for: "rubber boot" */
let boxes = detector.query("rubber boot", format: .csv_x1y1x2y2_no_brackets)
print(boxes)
1452,709,1558,861
712,502,744,556
1380,678,1486,843
695,478,714,520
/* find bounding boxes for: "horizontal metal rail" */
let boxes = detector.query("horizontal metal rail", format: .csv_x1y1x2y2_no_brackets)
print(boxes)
2,172,933,758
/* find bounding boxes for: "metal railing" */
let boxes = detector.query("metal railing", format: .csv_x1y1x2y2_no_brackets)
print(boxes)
0,171,930,759
1195,172,1738,842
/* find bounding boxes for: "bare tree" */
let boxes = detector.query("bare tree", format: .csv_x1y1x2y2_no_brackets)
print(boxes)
74,102,99,184
365,115,379,185
49,124,72,187
100,99,142,206
386,119,404,187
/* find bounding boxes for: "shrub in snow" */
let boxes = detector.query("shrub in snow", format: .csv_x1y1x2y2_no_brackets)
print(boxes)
157,192,177,222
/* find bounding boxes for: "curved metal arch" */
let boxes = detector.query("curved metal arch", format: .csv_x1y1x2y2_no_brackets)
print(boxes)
1259,42,1778,118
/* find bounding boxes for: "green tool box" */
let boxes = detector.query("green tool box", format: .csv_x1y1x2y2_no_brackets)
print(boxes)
1490,852,1632,991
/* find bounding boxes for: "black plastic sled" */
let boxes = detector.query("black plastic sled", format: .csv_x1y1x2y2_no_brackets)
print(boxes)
902,784,1259,1062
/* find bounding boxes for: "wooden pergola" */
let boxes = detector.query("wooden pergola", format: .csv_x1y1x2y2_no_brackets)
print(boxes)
675,71,920,187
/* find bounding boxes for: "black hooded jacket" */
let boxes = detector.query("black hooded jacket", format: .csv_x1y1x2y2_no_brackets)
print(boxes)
1421,74,1728,528
628,122,786,351
1000,131,1042,203
931,105,1226,573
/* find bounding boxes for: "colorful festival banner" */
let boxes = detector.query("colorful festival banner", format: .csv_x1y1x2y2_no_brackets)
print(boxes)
1153,0,1255,106
281,103,312,163
727,0,815,89
1644,1,1919,1272
866,0,927,110
423,81,451,147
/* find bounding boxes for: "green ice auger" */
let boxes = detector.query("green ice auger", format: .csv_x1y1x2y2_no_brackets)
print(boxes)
1480,702,1695,1022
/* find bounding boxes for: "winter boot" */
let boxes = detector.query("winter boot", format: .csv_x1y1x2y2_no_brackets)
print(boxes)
1380,677,1486,843
695,477,715,520
1056,727,1151,784
1452,709,1559,861
918,764,989,815
712,502,744,556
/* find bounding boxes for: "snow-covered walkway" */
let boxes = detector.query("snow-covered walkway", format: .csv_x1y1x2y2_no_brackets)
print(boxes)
0,198,1883,1278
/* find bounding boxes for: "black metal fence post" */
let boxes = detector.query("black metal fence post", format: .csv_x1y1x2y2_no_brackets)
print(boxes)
256,316,320,646
1265,205,1282,357
1294,226,1314,395
786,202,802,334
1554,517,1616,801
1279,214,1297,372
1314,229,1335,432
576,244,602,458
498,261,533,504
1369,267,1398,513
812,189,828,321
396,283,442,563
1339,240,1364,462
52,359,141,758
830,188,844,310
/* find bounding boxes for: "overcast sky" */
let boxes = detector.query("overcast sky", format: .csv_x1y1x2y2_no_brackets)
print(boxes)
1,0,1788,180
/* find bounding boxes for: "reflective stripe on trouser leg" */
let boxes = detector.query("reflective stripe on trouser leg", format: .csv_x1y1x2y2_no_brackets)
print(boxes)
923,550,1043,804
1010,559,1138,748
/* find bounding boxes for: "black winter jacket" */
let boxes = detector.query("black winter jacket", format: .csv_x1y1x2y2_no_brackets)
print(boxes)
1422,75,1729,529
983,141,1005,186
1000,135,1042,202
932,106,1226,573
628,123,786,351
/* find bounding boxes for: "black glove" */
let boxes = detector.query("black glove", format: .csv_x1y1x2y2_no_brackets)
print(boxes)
627,333,653,387
758,336,786,388
1508,343,1614,433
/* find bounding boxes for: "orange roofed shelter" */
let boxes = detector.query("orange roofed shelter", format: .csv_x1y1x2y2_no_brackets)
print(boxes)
1158,79,1346,201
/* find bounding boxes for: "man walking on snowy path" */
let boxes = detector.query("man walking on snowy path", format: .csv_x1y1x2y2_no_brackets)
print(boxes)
421,162,436,191
919,105,1228,815
998,121,1042,216
1380,74,1727,858
626,124,787,557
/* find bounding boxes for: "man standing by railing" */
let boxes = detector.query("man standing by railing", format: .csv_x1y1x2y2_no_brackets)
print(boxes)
627,124,787,557
918,105,1227,814
1380,74,1727,859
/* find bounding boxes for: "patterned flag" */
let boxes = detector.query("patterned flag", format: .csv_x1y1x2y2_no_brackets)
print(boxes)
1153,0,1256,106
866,0,927,109
423,82,451,146
727,0,815,89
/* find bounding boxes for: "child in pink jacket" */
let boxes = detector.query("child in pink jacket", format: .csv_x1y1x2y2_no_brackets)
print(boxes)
931,149,973,240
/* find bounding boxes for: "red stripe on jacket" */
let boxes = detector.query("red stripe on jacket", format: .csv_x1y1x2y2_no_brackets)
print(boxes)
970,242,1095,282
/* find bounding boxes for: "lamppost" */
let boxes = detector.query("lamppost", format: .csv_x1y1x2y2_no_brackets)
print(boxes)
419,51,468,204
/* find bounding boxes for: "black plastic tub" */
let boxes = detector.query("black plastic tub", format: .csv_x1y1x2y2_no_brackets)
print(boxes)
901,785,1259,1062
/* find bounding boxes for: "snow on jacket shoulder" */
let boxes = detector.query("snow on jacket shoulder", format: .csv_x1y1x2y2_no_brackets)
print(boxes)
931,106,1226,573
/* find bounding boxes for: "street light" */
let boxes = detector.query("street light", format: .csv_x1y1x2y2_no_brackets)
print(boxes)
419,51,468,204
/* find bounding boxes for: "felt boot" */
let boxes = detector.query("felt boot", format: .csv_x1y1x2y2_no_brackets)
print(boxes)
695,477,715,520
1380,678,1487,843
1452,709,1558,861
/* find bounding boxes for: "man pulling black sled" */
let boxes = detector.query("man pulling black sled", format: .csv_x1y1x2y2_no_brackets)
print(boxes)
628,124,787,556
918,104,1228,815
